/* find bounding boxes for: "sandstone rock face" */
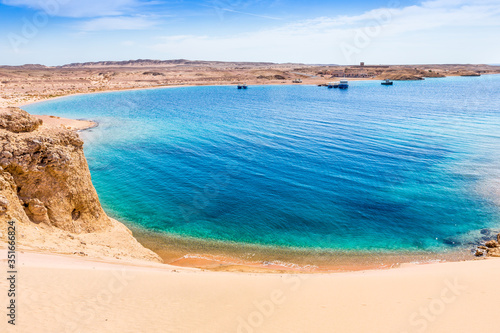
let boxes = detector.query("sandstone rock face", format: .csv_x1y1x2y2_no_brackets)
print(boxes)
0,107,109,232
0,107,42,133
0,107,161,263
0,195,9,214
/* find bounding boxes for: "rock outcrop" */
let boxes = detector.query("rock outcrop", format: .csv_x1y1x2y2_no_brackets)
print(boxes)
484,238,500,257
0,107,43,133
0,107,161,262
1,107,108,232
474,233,500,258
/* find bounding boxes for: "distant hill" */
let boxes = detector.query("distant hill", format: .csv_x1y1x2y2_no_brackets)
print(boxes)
0,64,48,69
59,59,286,68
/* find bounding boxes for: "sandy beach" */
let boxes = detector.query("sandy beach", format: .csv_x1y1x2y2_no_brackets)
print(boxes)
0,248,499,333
31,115,97,131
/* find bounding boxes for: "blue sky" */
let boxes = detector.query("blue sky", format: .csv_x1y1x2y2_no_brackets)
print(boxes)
0,0,499,65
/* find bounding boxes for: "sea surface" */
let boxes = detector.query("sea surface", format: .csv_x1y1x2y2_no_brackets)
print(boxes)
24,76,500,263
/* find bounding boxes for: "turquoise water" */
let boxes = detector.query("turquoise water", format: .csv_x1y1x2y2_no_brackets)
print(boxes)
24,76,500,253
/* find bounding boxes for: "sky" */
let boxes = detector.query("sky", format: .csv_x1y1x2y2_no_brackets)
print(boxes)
0,0,499,66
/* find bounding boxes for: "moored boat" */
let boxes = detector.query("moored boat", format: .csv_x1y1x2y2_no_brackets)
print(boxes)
338,80,349,89
381,79,393,85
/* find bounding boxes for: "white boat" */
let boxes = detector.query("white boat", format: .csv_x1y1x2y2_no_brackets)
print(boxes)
338,80,349,89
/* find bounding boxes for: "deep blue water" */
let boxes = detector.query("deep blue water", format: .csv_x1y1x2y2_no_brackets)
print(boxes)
24,76,500,252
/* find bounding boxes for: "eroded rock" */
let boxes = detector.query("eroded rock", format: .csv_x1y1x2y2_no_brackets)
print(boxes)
487,247,500,257
0,107,42,133
0,195,8,215
1,107,110,232
485,240,499,248
25,198,50,224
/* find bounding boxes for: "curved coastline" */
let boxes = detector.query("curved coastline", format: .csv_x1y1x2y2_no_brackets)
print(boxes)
14,73,500,109
14,74,406,109
129,225,477,272
17,79,500,273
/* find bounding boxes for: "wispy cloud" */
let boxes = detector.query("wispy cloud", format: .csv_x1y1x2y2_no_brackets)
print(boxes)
121,40,136,46
280,0,500,35
2,0,165,32
421,0,500,8
203,0,280,21
79,15,160,31
201,4,283,21
2,0,499,64
1,0,154,18
152,0,500,64
217,7,282,20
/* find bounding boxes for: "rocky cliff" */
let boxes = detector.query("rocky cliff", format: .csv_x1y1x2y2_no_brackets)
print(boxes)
0,107,161,262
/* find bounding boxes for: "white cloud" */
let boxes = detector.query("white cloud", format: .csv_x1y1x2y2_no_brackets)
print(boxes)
79,15,159,31
2,0,499,64
1,0,151,18
121,40,136,46
151,0,500,64
421,0,500,8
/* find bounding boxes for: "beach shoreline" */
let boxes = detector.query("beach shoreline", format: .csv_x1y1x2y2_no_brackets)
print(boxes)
15,79,376,108
129,225,477,273
13,73,499,110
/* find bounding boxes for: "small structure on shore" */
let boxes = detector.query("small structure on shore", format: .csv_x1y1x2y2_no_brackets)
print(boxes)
292,79,302,83
381,79,393,85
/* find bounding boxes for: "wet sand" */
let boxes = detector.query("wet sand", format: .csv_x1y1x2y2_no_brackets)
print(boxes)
131,227,473,273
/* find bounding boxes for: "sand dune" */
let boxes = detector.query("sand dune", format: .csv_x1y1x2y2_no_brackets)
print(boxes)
0,249,498,333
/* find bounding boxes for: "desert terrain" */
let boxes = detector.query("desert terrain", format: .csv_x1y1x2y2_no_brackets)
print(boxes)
1,60,498,107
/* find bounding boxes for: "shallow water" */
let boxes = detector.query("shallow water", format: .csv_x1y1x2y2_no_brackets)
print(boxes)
24,76,500,259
